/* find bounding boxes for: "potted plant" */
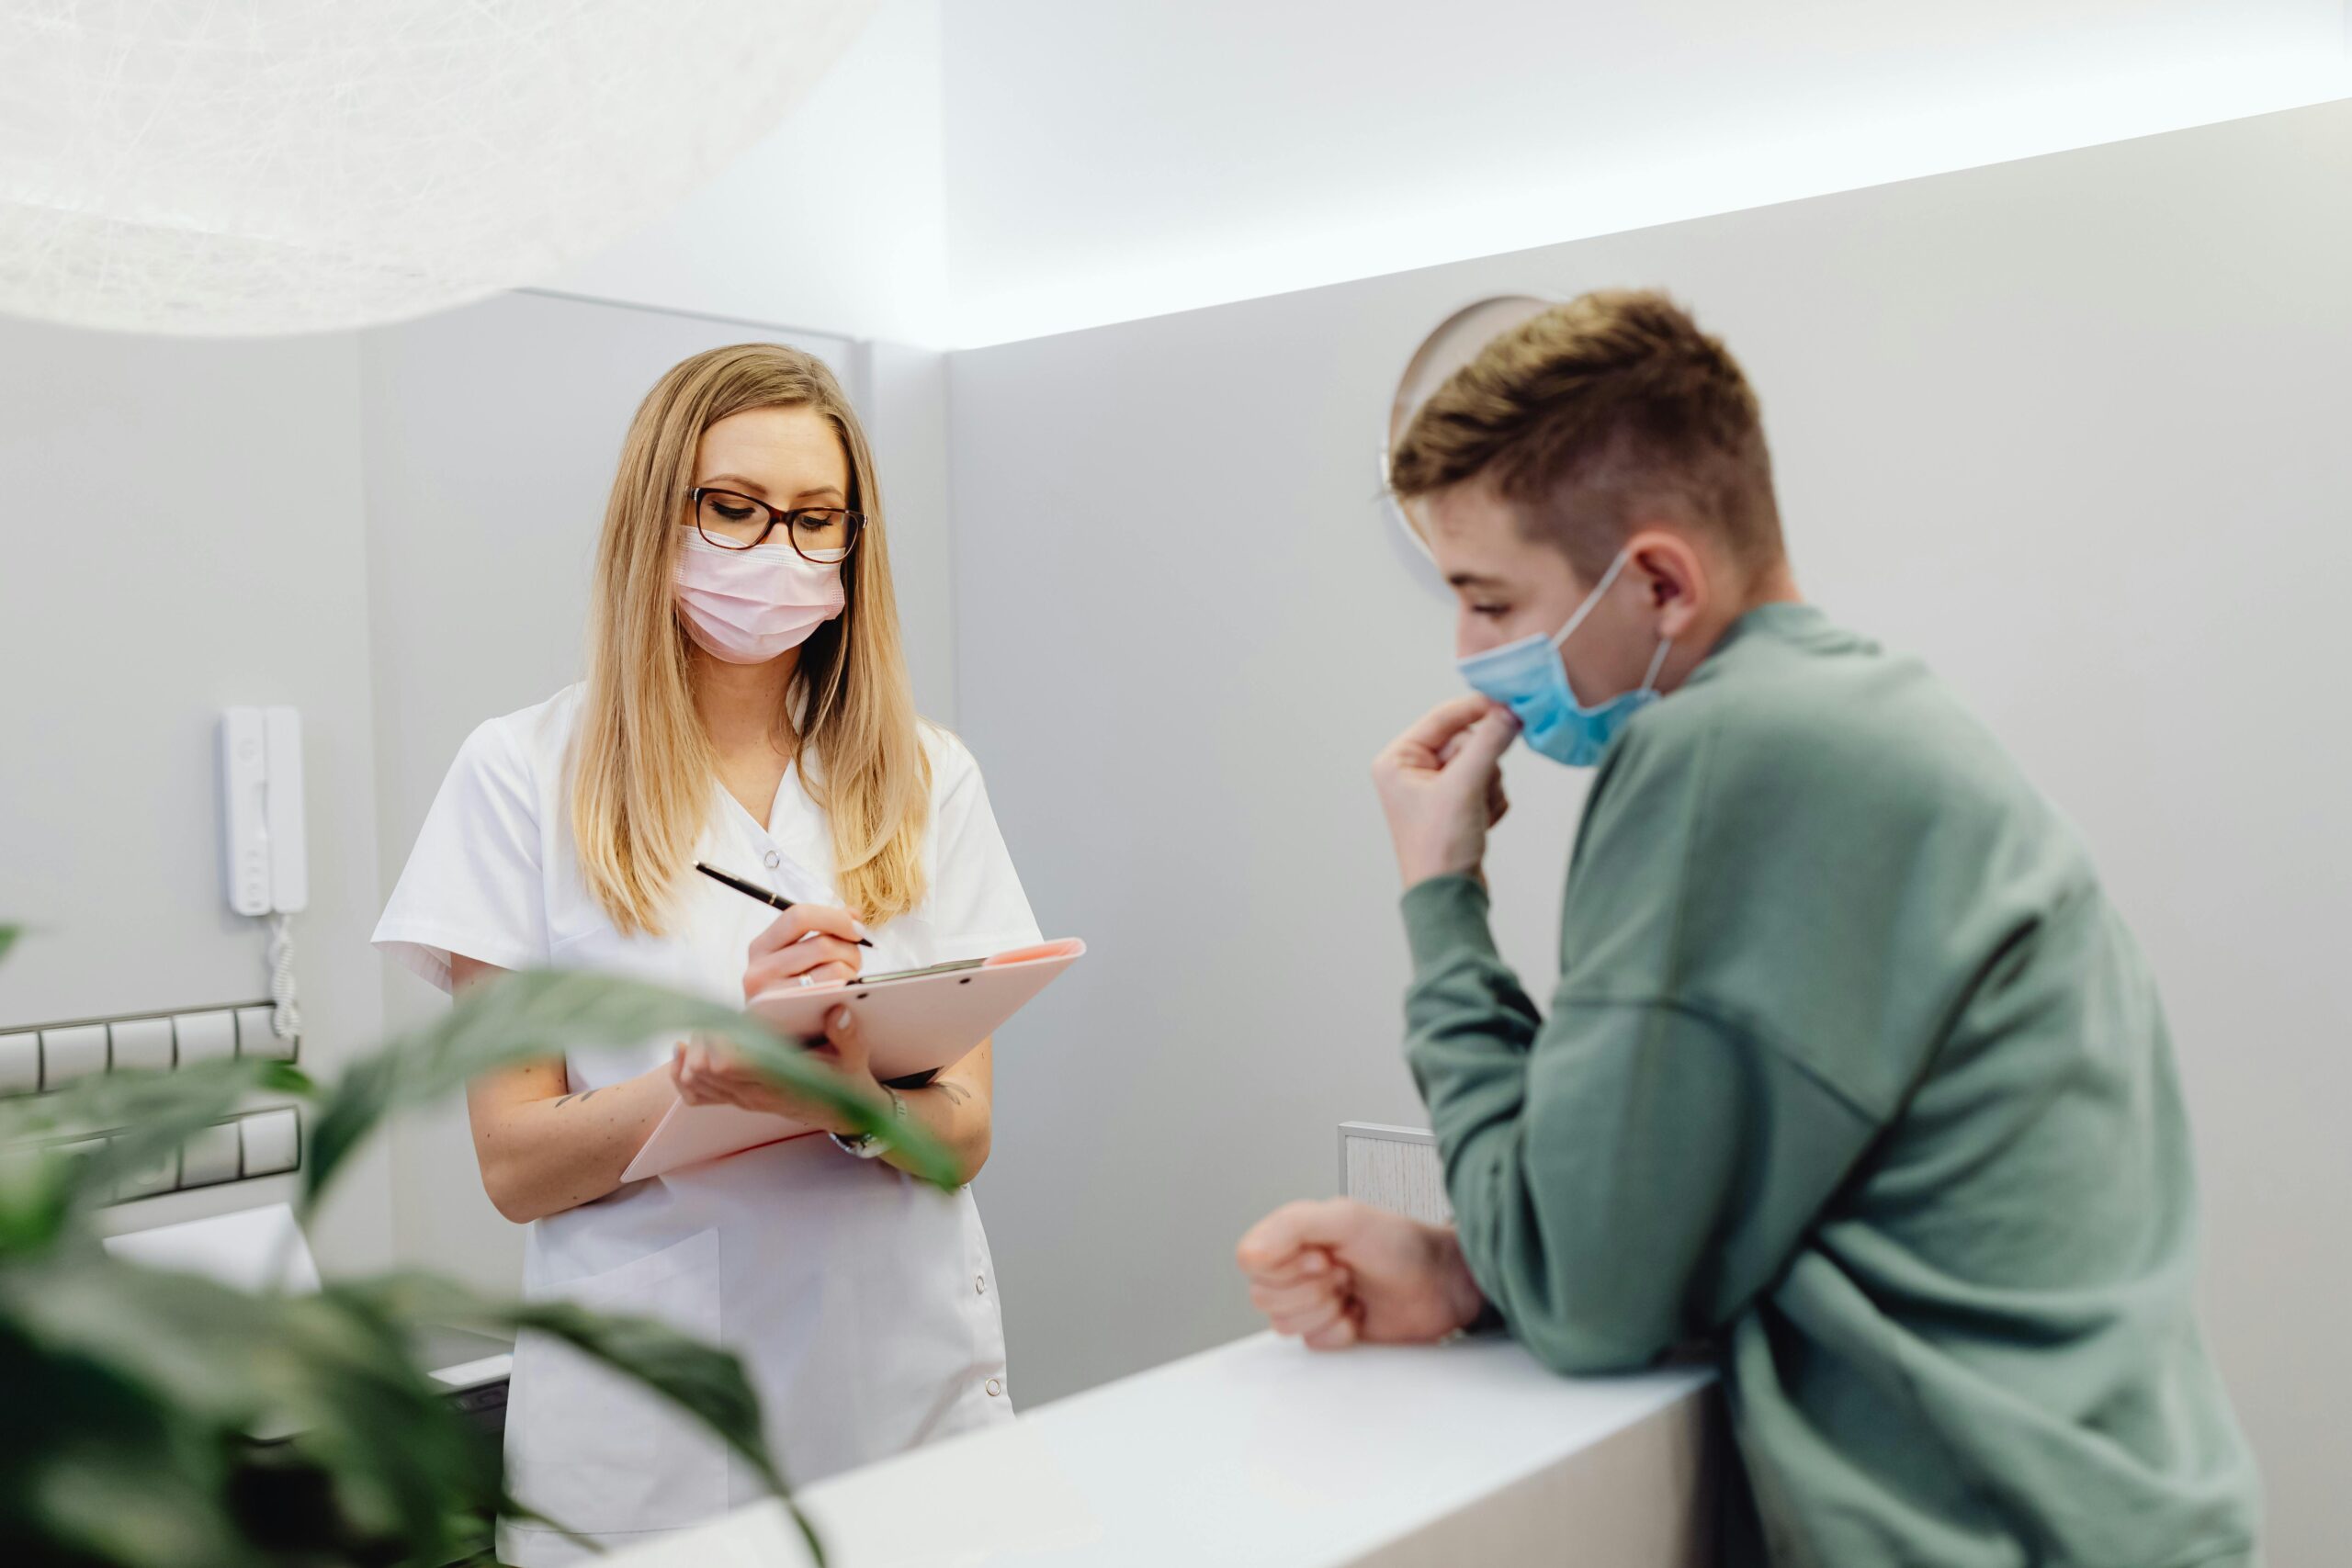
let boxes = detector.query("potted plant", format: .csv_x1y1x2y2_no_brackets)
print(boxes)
0,922,955,1566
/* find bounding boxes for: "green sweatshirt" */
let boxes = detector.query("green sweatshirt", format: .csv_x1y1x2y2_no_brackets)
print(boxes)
1402,604,2258,1567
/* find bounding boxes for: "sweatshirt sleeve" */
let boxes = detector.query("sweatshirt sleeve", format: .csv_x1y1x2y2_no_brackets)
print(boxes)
1400,714,1886,1373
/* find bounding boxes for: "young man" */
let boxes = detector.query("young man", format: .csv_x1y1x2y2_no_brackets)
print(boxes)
1237,291,2258,1565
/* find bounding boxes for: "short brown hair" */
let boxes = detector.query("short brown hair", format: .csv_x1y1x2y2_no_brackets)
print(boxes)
1389,289,1782,576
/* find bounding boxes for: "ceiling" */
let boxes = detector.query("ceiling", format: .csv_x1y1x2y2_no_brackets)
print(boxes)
553,0,2352,346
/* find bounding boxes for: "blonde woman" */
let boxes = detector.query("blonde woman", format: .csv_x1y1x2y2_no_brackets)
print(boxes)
374,344,1039,1563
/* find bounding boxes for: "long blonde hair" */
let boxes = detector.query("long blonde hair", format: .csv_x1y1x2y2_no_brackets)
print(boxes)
570,344,931,937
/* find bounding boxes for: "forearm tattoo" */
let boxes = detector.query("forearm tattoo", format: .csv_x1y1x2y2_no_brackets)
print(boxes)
552,1087,603,1110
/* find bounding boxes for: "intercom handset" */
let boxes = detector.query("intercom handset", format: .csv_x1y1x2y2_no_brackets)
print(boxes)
220,708,306,1052
220,707,307,917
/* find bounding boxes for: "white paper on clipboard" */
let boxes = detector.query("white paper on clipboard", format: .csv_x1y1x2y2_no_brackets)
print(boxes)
620,938,1085,1183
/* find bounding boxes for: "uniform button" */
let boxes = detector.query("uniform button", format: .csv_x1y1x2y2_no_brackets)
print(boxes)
763,850,781,869
985,1378,1002,1398
976,1274,987,1295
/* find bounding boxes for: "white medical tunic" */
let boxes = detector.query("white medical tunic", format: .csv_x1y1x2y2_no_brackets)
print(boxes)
373,684,1040,1565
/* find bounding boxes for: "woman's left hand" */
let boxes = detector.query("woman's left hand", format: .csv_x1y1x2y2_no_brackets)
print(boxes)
670,1006,879,1135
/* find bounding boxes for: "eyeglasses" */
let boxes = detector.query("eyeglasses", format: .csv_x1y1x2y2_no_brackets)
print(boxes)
688,487,866,564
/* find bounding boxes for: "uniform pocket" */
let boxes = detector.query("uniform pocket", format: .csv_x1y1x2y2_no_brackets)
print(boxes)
504,1228,730,1535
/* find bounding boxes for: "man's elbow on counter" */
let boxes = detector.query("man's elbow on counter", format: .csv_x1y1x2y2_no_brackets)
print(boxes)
1454,1204,1685,1376
1499,1300,1679,1379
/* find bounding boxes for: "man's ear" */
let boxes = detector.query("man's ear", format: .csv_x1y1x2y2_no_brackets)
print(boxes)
1624,527,1709,639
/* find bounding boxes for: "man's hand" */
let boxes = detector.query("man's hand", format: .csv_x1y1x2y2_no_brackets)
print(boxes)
671,1005,880,1135
1236,1199,1487,1350
1372,696,1519,888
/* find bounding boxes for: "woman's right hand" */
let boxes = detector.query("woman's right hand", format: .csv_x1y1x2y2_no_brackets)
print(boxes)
671,1007,878,1134
742,903,870,998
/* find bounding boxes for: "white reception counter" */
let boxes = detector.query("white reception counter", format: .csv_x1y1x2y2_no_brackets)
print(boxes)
614,1331,1723,1568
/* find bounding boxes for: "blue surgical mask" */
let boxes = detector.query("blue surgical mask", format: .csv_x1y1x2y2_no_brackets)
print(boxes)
1455,549,1673,768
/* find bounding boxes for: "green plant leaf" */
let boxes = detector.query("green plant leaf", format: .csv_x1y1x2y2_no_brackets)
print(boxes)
0,1248,508,1566
0,923,19,964
0,1253,299,1565
0,1145,76,1260
0,934,867,1566
3,1249,291,1439
262,1285,506,1558
345,1269,826,1563
0,1312,249,1567
301,967,959,1213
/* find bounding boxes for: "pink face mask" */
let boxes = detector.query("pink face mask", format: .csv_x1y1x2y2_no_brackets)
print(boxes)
673,529,847,663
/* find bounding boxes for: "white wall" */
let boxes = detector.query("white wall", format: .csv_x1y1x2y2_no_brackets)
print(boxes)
942,0,2350,344
0,321,395,1275
945,99,2352,1562
544,0,946,346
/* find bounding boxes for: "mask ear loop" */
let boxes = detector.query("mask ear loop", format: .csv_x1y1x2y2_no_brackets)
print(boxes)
1550,547,1636,649
1639,636,1675,694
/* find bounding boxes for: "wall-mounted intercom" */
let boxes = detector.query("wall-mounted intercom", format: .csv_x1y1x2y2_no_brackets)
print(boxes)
220,706,307,917
220,707,305,1050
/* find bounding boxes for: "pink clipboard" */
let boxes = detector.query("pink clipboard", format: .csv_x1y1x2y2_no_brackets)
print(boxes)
620,938,1085,1183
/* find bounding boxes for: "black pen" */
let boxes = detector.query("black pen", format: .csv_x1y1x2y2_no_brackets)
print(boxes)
695,861,874,947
